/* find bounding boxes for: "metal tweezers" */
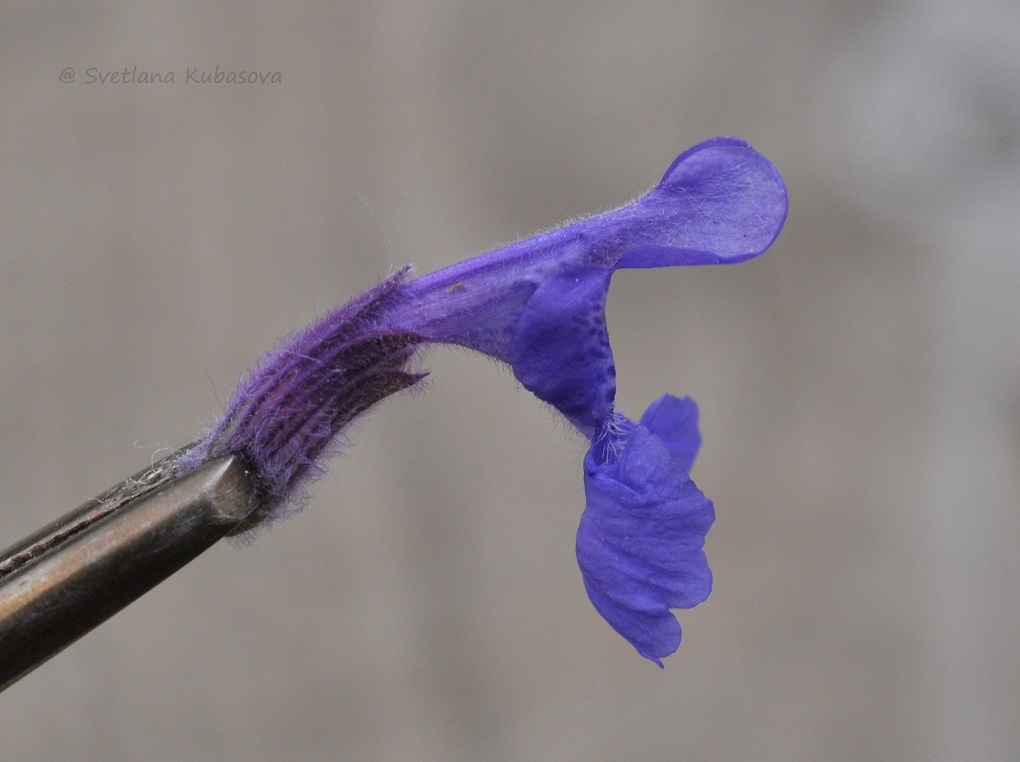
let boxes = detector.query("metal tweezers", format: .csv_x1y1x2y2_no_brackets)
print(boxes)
0,450,259,692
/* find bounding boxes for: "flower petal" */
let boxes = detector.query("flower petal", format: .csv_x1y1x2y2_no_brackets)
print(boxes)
393,138,786,359
639,394,701,472
509,268,615,436
613,136,788,269
576,420,714,665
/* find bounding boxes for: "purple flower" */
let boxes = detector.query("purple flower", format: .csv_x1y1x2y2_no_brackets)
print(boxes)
184,137,787,663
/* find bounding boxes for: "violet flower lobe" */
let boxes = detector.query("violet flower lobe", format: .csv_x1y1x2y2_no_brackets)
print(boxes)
184,136,787,664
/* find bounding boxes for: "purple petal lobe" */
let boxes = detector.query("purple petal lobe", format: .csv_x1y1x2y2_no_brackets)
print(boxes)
393,139,786,363
509,268,615,435
615,137,788,269
576,414,714,665
639,394,701,472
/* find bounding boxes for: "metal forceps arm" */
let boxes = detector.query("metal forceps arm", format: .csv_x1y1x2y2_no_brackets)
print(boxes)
0,452,259,692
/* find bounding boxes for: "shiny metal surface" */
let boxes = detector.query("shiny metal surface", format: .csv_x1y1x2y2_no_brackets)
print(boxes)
0,454,258,692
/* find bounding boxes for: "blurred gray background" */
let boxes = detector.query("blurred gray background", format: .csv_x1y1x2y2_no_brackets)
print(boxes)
2,2,1018,760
